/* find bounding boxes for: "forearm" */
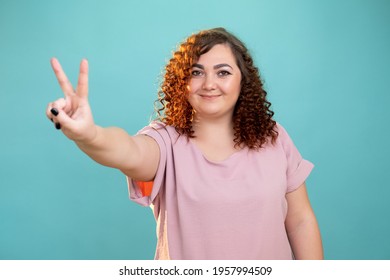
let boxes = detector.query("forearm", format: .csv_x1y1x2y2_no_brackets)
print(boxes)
75,125,136,170
287,215,324,260
47,58,157,180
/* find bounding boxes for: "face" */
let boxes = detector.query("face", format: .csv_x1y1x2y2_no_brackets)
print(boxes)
187,44,242,121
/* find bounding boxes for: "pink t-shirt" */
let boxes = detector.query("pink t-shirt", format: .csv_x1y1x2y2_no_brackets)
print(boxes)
128,122,314,260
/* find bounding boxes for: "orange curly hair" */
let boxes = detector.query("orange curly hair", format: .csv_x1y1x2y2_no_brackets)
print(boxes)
155,27,278,149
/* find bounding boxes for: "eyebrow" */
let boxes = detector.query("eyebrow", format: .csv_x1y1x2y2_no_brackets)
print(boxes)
192,63,233,70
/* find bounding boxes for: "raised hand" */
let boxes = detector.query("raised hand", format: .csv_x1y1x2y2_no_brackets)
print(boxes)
46,58,97,143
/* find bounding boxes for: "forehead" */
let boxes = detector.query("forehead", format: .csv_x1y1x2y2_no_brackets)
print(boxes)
196,44,237,66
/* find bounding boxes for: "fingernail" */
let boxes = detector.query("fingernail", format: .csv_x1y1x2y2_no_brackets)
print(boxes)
51,108,59,116
55,123,61,130
50,118,53,123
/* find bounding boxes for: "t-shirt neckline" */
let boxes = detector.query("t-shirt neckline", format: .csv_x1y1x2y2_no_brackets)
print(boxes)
188,138,246,165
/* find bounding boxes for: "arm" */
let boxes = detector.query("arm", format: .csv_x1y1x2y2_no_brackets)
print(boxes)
285,183,324,259
76,127,159,181
46,58,159,181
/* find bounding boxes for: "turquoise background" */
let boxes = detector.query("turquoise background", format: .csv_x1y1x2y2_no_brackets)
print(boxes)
1,0,389,260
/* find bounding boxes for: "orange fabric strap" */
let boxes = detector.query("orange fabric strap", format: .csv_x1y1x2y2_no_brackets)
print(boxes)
135,181,153,197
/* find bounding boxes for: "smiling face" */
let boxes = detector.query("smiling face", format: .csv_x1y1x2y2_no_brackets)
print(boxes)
187,43,242,121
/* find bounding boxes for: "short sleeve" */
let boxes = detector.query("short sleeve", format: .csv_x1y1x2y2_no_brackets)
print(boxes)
127,122,169,207
277,124,314,193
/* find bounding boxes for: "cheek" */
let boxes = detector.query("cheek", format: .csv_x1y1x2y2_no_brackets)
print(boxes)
186,83,195,103
234,77,242,94
223,79,241,95
187,79,199,94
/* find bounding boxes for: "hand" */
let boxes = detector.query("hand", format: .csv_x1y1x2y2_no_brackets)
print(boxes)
46,58,97,143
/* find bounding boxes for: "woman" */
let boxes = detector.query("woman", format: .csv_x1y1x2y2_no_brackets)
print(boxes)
46,27,323,260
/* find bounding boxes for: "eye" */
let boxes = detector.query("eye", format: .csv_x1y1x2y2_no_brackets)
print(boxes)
218,70,232,77
191,70,203,77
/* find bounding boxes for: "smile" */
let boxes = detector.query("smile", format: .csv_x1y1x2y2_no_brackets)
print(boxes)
199,94,222,100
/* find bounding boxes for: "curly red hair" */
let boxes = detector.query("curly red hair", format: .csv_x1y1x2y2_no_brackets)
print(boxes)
155,27,278,149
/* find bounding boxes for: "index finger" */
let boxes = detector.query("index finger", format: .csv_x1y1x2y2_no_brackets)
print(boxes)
51,58,75,96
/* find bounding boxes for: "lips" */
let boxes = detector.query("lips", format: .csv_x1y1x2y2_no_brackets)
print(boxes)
199,94,221,99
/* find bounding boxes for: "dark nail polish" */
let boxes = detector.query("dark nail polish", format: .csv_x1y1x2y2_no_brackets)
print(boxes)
51,108,59,116
55,123,61,130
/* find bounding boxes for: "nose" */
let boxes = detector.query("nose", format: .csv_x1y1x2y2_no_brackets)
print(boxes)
202,73,216,91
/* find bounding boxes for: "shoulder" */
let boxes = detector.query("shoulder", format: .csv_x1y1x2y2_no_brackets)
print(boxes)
271,122,299,156
275,122,288,137
137,121,180,144
274,122,294,143
149,121,179,137
138,121,175,134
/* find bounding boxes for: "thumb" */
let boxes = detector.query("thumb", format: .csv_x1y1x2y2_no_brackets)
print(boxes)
50,107,75,130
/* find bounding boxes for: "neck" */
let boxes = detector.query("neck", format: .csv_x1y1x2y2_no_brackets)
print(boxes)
192,115,235,142
190,115,241,162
